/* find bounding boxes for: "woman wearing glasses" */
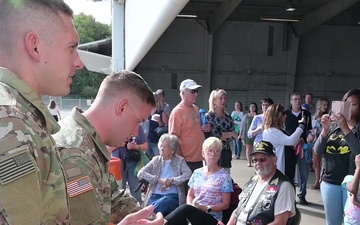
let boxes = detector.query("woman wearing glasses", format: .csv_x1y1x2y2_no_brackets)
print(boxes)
164,137,233,225
262,104,306,175
137,134,191,215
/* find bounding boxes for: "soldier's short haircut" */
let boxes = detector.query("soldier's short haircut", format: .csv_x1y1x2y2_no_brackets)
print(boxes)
99,71,156,107
0,0,73,52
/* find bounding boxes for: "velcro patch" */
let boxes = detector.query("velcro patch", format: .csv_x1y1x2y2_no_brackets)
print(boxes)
0,147,36,185
67,176,93,198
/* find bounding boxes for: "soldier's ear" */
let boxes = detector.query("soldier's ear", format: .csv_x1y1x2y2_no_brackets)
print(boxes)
115,99,128,116
25,32,41,62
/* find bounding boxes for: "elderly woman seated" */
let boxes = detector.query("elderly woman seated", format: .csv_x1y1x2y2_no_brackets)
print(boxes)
137,134,192,215
164,137,234,225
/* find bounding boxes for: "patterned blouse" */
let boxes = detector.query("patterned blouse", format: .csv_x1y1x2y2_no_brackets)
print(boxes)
206,112,235,139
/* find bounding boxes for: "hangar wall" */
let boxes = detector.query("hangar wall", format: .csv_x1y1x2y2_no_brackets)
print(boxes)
136,19,360,112
296,26,360,101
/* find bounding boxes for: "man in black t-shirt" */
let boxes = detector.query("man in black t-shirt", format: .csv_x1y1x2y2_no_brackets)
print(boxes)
284,92,312,205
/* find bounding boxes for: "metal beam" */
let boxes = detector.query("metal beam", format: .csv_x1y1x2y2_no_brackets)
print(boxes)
207,0,244,34
292,0,360,37
285,29,299,108
203,34,213,108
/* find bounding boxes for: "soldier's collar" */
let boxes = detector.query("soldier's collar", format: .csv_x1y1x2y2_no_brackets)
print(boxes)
0,67,59,134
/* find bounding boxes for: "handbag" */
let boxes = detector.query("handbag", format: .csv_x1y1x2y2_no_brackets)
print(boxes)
231,182,242,205
219,140,232,168
125,149,141,162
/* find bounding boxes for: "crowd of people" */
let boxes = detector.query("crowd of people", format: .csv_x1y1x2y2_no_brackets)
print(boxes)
1,1,360,225
115,83,360,225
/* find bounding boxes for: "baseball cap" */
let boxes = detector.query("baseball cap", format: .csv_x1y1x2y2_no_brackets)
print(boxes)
179,79,203,92
250,141,275,156
155,89,165,96
301,103,310,111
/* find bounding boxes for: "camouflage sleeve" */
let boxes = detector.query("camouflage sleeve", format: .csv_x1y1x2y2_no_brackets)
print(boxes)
110,189,142,224
0,117,69,225
60,148,106,224
110,170,141,224
108,172,142,223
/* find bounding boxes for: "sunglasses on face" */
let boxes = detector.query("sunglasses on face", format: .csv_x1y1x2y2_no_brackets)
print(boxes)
190,89,199,94
251,156,272,164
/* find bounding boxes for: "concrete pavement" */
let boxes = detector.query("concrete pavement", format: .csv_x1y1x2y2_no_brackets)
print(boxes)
230,154,326,225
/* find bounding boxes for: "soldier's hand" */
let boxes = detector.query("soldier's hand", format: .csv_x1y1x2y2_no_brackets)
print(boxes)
117,205,165,225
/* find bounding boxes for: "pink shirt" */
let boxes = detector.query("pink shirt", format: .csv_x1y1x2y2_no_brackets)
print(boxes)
188,168,233,221
168,102,205,162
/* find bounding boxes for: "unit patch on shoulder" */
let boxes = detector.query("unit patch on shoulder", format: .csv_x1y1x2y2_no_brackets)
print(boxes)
0,147,36,185
67,176,94,198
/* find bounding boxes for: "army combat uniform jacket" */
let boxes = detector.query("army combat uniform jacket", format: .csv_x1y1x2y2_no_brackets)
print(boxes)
53,108,141,225
0,68,71,224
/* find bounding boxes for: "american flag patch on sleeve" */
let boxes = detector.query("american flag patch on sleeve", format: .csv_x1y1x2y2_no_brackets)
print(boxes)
67,176,94,198
0,148,37,185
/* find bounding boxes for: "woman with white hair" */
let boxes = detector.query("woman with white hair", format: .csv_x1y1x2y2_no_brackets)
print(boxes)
137,134,191,215
164,137,233,225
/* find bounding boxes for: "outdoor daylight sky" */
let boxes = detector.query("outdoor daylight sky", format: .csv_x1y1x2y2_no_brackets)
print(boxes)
64,0,112,25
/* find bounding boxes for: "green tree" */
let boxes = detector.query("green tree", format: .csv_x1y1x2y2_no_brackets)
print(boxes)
71,13,111,98
74,13,111,44
70,69,106,98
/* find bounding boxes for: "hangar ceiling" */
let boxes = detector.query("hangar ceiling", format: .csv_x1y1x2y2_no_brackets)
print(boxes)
79,0,360,59
181,0,360,35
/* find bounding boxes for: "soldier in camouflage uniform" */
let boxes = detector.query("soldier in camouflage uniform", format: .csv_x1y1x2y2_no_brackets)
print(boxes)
0,0,84,224
53,71,157,224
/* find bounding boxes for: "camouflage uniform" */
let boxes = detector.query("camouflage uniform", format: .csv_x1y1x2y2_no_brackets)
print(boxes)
0,68,70,224
53,108,141,225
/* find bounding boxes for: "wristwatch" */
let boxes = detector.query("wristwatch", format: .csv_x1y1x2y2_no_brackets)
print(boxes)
206,206,212,213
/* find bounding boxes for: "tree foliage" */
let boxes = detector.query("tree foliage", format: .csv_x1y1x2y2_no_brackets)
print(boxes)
70,69,106,98
71,13,111,98
74,13,111,44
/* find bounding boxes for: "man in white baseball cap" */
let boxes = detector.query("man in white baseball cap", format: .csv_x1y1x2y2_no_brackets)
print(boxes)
168,79,210,175
179,79,203,92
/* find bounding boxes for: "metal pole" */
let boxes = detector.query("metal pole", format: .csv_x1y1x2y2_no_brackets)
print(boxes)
112,0,125,71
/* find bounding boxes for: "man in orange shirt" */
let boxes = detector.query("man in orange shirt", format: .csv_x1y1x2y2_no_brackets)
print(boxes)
168,79,211,172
